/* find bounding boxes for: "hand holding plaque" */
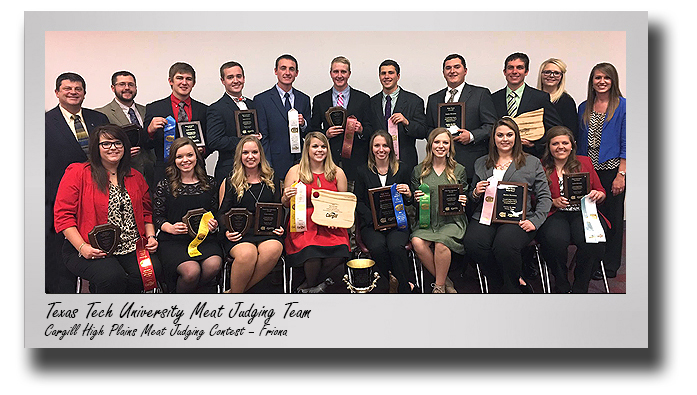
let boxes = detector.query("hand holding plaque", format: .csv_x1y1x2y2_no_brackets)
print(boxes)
235,109,259,137
438,184,464,216
562,172,590,207
325,106,347,130
182,208,208,238
368,186,397,230
177,121,205,147
311,189,356,228
223,208,251,235
254,203,283,235
438,102,465,134
493,182,528,224
88,223,121,256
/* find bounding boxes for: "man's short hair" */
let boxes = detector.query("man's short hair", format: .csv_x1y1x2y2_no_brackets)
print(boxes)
330,56,351,73
219,61,245,79
379,59,400,75
443,54,466,70
55,72,85,91
168,62,196,82
504,52,530,72
111,71,136,86
275,54,298,70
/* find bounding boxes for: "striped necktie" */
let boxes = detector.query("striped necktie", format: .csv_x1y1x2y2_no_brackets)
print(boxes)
337,93,344,108
447,88,457,103
507,91,518,116
72,114,89,154
128,107,141,128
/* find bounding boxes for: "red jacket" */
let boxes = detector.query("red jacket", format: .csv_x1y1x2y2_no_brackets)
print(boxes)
545,155,606,218
54,163,152,244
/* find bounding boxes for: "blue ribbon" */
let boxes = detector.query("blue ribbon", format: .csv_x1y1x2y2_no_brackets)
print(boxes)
163,115,177,161
391,184,408,231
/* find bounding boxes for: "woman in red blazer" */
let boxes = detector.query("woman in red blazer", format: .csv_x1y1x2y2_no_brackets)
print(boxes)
537,126,608,293
54,124,161,293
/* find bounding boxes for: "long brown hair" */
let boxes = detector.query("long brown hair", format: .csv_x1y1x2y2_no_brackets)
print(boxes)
298,132,338,184
541,126,582,182
581,62,623,125
88,124,131,193
419,128,458,184
367,130,399,176
228,135,275,200
485,117,527,170
165,137,211,198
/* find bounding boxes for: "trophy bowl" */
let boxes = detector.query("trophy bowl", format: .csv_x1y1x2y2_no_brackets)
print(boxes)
343,258,380,293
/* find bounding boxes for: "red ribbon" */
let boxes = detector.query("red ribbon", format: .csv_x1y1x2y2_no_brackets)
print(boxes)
136,237,158,292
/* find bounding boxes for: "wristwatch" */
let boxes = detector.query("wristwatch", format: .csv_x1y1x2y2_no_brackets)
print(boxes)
618,171,626,177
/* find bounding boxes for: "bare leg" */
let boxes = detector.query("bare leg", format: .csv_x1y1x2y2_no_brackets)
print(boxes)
228,243,258,294
244,240,283,292
411,237,436,278
433,242,451,286
176,261,201,293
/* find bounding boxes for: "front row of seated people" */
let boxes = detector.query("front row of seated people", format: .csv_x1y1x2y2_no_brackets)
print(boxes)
54,120,610,294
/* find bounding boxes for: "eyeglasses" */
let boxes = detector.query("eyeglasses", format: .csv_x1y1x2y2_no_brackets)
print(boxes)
114,82,136,88
541,70,562,77
99,141,124,149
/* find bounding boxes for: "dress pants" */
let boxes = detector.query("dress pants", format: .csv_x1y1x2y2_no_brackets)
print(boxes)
360,226,411,293
596,169,625,275
464,220,535,293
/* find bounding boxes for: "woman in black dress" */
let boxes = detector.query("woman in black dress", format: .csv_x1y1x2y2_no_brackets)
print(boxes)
153,137,222,293
537,58,578,139
218,136,284,293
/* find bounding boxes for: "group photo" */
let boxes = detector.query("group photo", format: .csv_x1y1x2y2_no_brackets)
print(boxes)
43,28,627,296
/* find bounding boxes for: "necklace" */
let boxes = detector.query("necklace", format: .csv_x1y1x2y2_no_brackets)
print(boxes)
246,182,265,204
494,159,513,171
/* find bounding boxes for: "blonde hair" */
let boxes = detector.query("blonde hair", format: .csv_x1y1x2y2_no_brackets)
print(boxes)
298,132,338,185
228,136,275,200
419,128,458,184
367,130,399,176
536,58,568,103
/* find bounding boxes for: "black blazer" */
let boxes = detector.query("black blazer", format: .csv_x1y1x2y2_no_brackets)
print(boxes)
45,105,108,229
206,94,255,181
491,84,563,158
354,162,413,231
143,95,208,164
309,87,371,181
366,88,427,174
426,83,497,181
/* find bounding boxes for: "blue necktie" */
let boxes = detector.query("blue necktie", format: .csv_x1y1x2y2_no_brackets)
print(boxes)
128,107,141,128
284,92,292,112
384,95,392,129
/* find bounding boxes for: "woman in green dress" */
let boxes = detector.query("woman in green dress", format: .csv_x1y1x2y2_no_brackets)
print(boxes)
411,128,468,293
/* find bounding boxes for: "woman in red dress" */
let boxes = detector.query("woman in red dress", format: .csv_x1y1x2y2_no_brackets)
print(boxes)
282,132,350,292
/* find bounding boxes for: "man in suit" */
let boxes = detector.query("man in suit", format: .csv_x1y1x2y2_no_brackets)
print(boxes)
95,71,155,188
309,56,370,185
206,61,258,184
254,54,311,182
143,62,208,183
367,59,427,174
491,52,562,158
426,54,497,183
45,72,109,293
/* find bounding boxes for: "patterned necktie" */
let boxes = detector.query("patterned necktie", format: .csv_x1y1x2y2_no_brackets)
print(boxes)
72,114,89,154
233,96,245,103
384,95,392,128
447,88,458,103
284,92,292,111
507,91,518,116
337,93,344,108
177,101,188,122
128,107,141,128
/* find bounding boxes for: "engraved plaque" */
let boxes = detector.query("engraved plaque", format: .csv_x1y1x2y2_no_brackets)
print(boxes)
254,203,283,235
87,223,121,256
368,186,397,231
493,182,528,224
235,109,259,137
438,184,464,216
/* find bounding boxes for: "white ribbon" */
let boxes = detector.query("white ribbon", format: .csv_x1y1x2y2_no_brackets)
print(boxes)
581,196,606,243
293,182,307,232
288,109,301,154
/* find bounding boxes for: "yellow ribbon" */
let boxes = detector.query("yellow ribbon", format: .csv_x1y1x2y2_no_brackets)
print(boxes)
187,211,214,257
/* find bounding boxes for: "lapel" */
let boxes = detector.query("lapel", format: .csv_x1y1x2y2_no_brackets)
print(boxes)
502,161,519,182
460,83,473,104
393,88,407,114
271,85,289,121
518,84,533,115
50,106,86,157
108,99,131,125
223,93,241,113
372,93,383,121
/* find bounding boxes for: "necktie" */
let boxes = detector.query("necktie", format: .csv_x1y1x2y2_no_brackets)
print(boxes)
233,96,245,103
384,95,392,128
128,107,141,128
447,88,458,103
72,114,89,154
337,93,344,108
507,91,518,116
177,101,188,122
284,92,292,112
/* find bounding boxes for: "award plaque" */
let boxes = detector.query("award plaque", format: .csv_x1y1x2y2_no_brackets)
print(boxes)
563,172,590,207
223,208,251,235
177,121,205,147
234,109,259,137
493,182,528,224
310,190,357,228
368,186,397,230
254,203,283,235
88,223,121,256
438,184,464,216
325,106,347,129
182,208,208,238
437,102,465,130
121,123,141,147
512,108,545,141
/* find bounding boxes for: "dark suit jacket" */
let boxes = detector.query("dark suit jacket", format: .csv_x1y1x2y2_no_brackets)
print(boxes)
426,84,497,181
143,95,208,164
309,87,371,181
366,88,427,175
206,93,255,183
491,84,562,157
354,163,413,231
45,105,109,229
253,86,311,179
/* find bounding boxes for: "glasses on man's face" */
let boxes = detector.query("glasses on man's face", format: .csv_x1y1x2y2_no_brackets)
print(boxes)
541,70,562,77
99,141,124,149
114,82,136,88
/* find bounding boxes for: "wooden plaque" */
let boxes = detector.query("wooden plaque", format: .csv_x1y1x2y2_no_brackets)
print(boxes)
438,184,464,216
88,223,121,256
368,186,397,231
182,208,208,238
177,121,205,147
310,189,357,228
254,203,283,235
563,172,590,207
235,109,259,137
437,102,465,130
